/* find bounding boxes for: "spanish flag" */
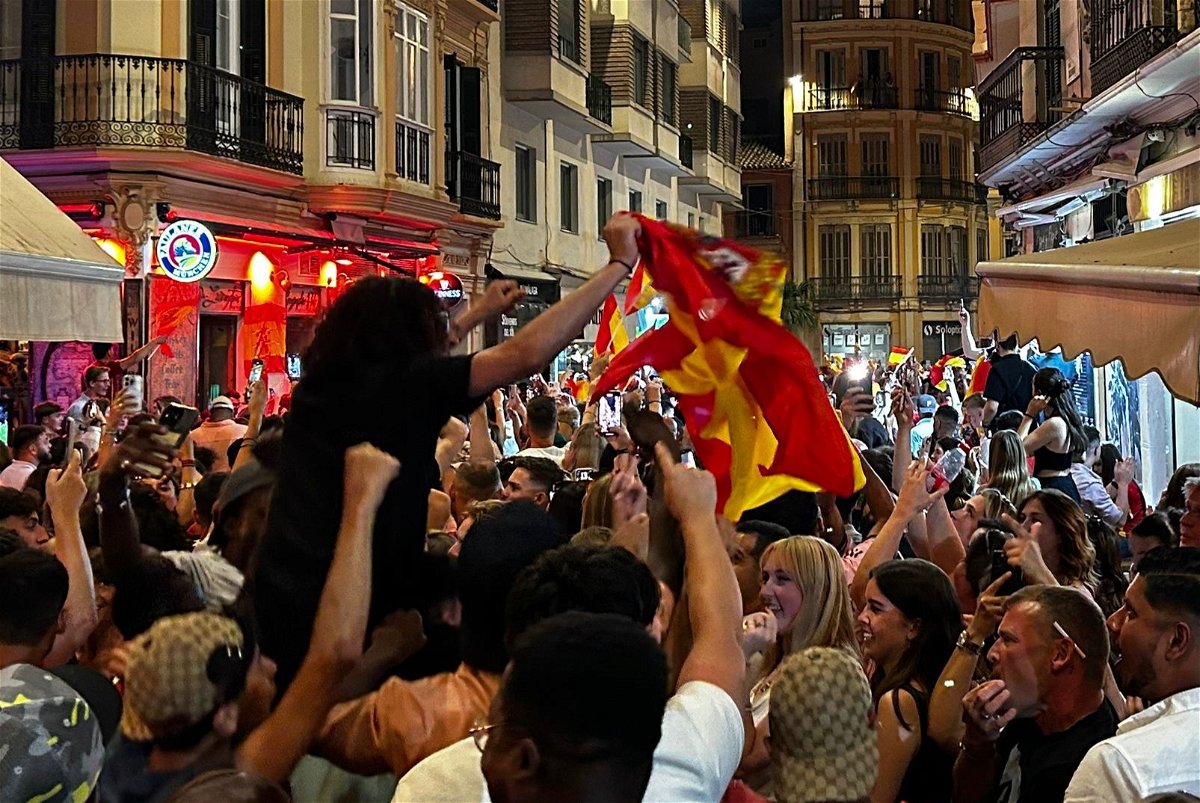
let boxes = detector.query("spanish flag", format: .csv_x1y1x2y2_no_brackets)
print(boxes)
623,261,656,315
594,293,629,357
929,354,967,392
967,355,991,396
592,217,864,519
888,346,914,367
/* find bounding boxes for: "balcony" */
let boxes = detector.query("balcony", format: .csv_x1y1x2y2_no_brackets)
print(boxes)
917,177,987,204
586,76,612,125
446,150,501,219
807,85,899,111
679,133,693,169
812,275,902,307
394,119,430,184
918,274,980,303
730,210,781,238
914,87,972,117
0,54,303,174
808,175,899,201
1090,0,1180,96
977,47,1064,173
326,108,375,170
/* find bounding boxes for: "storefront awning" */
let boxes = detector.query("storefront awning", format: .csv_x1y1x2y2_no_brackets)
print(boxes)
1,157,124,341
976,219,1200,404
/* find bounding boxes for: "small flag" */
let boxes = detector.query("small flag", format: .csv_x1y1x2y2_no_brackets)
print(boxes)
929,354,968,392
623,261,656,315
888,346,914,367
967,355,991,396
594,293,629,357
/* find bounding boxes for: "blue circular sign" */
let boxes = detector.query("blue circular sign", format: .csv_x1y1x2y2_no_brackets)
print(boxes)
157,220,218,282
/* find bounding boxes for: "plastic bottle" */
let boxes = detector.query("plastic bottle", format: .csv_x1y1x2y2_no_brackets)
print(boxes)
927,445,967,493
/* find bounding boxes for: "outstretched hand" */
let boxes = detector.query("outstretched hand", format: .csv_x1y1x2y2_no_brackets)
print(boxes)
655,441,717,524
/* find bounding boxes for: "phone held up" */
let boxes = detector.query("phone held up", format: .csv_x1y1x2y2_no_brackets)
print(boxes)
598,391,623,436
249,358,265,385
132,402,200,479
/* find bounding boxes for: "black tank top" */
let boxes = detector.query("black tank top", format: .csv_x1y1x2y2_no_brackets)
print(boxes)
1033,444,1073,473
894,683,954,803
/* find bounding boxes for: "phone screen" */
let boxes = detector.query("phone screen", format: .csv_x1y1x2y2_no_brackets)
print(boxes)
598,392,622,435
0,398,9,445
249,360,264,384
136,403,200,477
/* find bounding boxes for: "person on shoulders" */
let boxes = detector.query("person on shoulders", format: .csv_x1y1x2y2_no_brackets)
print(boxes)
981,334,1036,431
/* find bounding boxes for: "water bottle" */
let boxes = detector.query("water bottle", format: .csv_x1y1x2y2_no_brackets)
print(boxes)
927,445,967,493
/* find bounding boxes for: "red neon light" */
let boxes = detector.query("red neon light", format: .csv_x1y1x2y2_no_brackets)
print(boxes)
58,202,104,217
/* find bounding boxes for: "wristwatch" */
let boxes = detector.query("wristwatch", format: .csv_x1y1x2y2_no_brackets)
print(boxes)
956,631,985,656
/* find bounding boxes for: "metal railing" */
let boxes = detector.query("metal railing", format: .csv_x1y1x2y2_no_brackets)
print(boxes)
977,47,1064,173
0,54,303,173
914,87,971,116
807,85,898,111
917,177,987,203
918,274,980,301
731,210,780,238
446,150,501,219
679,133,693,168
474,0,499,10
586,75,612,125
326,108,375,170
811,275,902,305
394,119,430,183
557,34,581,65
913,0,970,29
1090,0,1179,95
808,175,899,200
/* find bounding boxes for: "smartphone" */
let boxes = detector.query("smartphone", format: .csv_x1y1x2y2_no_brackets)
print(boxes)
680,450,696,469
122,374,144,413
249,359,264,384
573,468,596,481
135,403,200,478
989,532,1024,595
598,392,623,436
61,419,78,469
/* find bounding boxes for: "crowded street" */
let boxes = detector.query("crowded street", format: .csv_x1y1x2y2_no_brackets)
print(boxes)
2,0,1200,802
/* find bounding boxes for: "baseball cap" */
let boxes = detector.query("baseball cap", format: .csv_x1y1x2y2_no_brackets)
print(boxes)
210,395,235,411
121,612,246,742
0,663,105,803
770,647,877,803
916,394,938,417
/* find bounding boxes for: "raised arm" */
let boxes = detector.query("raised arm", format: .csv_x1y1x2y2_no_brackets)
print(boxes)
114,335,167,371
237,444,400,784
42,450,98,667
958,305,982,361
232,379,268,473
468,215,640,397
97,424,178,585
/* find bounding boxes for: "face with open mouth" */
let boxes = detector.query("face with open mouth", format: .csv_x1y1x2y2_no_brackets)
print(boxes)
759,553,805,633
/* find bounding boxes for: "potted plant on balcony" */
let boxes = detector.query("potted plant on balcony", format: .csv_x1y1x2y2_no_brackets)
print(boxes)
782,278,822,356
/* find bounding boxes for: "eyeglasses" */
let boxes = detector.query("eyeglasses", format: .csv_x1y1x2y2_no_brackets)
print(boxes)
470,719,501,752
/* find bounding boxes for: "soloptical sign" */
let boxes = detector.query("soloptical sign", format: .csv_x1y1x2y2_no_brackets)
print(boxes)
157,220,218,283
420,270,466,310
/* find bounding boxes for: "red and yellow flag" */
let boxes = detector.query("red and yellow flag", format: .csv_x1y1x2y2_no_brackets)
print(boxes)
623,261,656,315
592,217,864,519
929,354,967,392
967,355,991,396
888,346,914,367
594,293,629,358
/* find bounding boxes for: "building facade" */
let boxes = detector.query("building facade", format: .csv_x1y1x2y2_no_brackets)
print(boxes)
1,0,503,408
488,0,743,371
784,0,988,363
973,0,1200,498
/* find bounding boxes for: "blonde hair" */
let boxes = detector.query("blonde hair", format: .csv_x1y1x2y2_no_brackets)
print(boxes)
986,430,1039,506
760,536,859,660
570,422,602,471
581,473,614,529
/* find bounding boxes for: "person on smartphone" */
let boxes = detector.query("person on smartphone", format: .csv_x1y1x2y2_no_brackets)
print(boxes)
832,370,891,449
191,396,247,473
255,214,646,696
65,365,112,427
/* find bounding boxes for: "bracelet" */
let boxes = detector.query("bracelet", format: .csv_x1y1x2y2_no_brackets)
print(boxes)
180,459,196,467
239,437,258,449
180,482,196,490
608,258,636,275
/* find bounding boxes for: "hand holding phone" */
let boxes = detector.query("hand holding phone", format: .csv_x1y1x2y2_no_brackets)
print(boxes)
122,374,144,414
598,392,623,436
249,359,264,385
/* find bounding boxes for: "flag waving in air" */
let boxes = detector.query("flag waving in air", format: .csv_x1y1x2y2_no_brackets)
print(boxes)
594,293,629,358
591,216,864,519
929,354,967,392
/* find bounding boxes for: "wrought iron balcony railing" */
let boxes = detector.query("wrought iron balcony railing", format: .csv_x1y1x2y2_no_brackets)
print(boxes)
587,75,612,125
914,87,972,116
808,175,899,200
807,85,899,111
558,34,581,65
812,275,902,306
918,274,981,302
730,210,781,238
977,47,1064,173
917,177,987,204
394,119,430,184
447,150,501,219
0,54,304,173
679,133,693,169
1090,0,1179,95
326,108,375,170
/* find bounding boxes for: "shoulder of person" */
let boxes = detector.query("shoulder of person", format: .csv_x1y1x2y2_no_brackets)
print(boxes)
877,687,922,733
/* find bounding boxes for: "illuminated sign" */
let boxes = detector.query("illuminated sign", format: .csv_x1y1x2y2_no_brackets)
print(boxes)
157,220,218,283
420,270,466,310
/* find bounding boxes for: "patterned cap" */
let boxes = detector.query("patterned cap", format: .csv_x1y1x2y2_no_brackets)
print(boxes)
769,647,877,803
0,663,104,803
121,612,245,742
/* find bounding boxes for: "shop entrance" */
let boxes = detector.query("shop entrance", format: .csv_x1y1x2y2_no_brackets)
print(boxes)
199,315,238,405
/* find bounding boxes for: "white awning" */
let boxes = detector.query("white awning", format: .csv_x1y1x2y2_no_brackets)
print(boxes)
0,157,124,342
976,219,1200,404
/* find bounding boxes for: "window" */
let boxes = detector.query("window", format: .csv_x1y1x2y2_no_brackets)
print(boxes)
860,225,891,279
688,212,696,228
515,145,536,222
861,136,889,176
633,37,651,108
561,162,579,233
708,96,721,152
216,0,240,73
921,224,946,276
819,225,851,282
948,226,968,275
948,138,963,180
817,0,845,20
707,0,721,46
557,0,580,63
817,136,847,177
597,177,612,235
330,0,373,105
975,227,988,267
395,5,430,127
726,109,739,163
655,200,669,219
629,189,643,213
0,0,20,60
920,136,942,177
660,57,678,125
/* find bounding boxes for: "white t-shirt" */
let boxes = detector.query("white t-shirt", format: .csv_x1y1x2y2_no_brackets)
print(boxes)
514,445,566,466
393,680,745,803
1064,687,1200,802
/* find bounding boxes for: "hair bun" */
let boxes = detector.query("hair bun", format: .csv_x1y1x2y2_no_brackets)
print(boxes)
1056,377,1071,393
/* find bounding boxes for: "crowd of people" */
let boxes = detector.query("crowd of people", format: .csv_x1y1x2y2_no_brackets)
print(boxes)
1,213,1198,803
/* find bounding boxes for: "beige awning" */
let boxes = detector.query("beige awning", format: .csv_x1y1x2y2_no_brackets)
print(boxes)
0,156,124,341
976,219,1200,404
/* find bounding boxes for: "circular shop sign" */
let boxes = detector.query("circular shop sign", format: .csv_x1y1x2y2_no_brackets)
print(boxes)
157,220,218,282
421,270,466,310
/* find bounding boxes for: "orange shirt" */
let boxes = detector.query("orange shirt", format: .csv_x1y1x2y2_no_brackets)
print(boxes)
315,663,501,777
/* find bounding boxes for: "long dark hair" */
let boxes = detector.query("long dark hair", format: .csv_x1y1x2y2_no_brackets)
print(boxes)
301,276,447,389
1033,367,1086,456
1084,516,1128,619
868,560,963,704
1020,490,1095,588
1097,443,1122,487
